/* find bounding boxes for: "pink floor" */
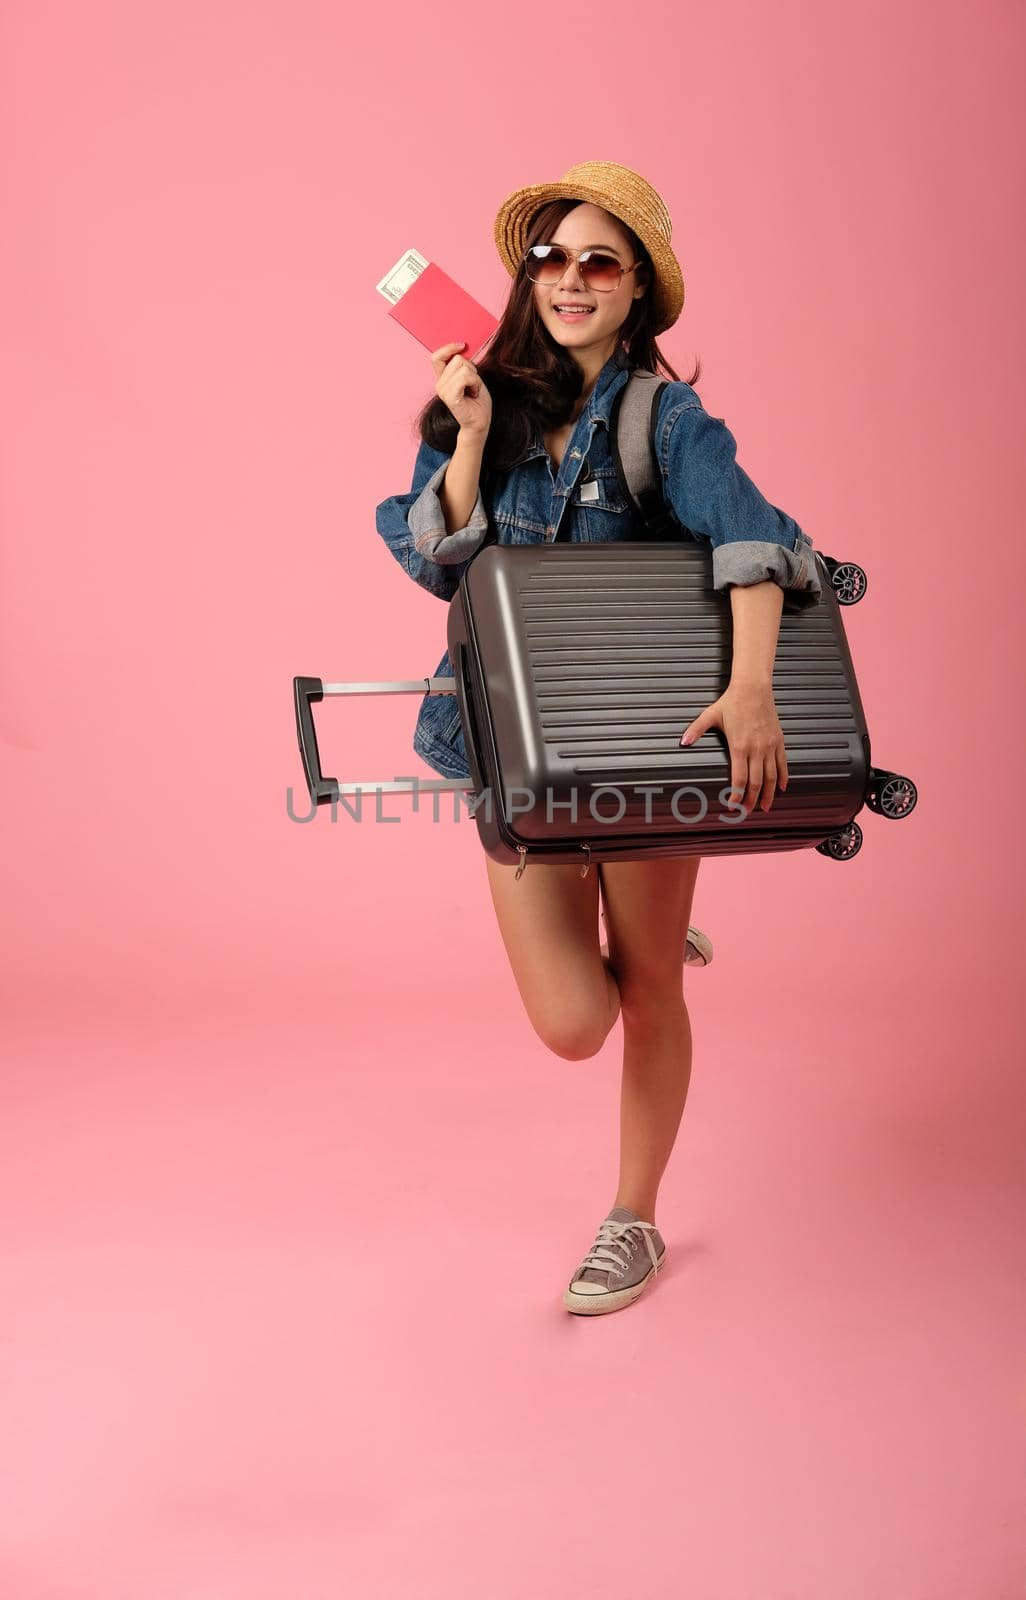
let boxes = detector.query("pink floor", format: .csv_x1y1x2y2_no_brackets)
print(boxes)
2,949,1022,1599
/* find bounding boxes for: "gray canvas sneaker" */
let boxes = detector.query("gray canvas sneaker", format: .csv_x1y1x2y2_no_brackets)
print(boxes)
563,1205,668,1315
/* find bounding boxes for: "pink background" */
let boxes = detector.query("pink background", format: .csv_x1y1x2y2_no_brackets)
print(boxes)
2,1,1024,1596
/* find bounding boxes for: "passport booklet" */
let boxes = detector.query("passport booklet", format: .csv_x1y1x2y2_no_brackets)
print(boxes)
376,247,498,359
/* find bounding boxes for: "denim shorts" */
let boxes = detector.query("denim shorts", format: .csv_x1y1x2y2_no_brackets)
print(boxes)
409,645,473,781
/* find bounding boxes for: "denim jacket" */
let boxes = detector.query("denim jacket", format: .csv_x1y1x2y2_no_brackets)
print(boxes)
374,347,822,780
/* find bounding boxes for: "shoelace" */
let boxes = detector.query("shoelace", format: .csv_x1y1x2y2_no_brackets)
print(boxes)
579,1218,662,1281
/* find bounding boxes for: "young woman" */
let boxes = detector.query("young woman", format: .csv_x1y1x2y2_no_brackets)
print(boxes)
375,161,821,1316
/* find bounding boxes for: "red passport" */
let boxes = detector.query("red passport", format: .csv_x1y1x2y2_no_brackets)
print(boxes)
379,254,498,360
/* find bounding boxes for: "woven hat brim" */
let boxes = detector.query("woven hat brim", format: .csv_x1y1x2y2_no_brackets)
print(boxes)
493,178,685,336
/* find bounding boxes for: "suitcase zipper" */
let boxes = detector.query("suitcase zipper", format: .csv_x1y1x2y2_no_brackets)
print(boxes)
514,841,594,880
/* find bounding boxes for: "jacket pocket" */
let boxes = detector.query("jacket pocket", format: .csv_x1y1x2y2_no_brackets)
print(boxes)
571,464,630,513
571,464,632,541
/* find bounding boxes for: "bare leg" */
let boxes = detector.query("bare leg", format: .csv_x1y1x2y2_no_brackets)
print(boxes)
483,854,619,1058
597,857,702,1227
483,850,702,1227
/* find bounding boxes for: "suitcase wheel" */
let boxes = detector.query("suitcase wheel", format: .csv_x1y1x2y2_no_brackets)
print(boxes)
828,561,868,605
865,770,918,819
816,821,863,860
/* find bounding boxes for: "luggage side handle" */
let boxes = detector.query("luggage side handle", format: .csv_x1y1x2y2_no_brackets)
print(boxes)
293,675,474,805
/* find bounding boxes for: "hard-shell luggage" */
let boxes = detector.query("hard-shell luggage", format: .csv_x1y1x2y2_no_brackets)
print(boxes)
293,537,917,875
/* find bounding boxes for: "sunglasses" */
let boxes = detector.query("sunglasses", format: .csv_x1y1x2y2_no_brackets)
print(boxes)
521,243,642,293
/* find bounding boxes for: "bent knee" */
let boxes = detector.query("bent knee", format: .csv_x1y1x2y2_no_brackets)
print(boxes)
533,1003,611,1061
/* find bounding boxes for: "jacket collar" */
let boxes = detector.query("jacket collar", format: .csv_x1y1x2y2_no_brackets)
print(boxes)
586,344,634,424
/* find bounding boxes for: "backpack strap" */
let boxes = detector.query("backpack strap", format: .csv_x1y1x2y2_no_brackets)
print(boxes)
609,369,687,540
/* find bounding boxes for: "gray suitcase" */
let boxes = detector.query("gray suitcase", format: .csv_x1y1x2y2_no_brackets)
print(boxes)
294,538,917,875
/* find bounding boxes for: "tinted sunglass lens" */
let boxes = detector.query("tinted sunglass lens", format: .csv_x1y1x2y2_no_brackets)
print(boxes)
525,245,569,282
579,252,623,289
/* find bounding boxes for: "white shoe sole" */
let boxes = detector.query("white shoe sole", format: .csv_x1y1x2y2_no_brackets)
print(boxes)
563,1248,667,1315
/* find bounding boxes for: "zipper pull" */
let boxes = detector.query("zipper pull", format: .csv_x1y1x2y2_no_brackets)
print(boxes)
514,844,528,881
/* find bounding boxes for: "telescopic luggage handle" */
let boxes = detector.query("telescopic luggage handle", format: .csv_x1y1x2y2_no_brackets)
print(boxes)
293,674,473,806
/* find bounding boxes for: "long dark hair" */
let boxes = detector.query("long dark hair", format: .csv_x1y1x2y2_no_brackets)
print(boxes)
413,198,702,479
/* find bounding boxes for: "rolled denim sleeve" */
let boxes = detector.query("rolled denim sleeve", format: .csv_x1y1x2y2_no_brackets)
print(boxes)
374,438,489,603
658,397,822,608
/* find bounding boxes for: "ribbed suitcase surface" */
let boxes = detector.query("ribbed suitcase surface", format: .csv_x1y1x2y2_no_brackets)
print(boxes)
446,541,871,867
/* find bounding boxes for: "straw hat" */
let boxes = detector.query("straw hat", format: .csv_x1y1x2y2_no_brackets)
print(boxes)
493,159,685,336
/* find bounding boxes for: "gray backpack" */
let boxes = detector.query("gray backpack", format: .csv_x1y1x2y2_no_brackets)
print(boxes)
605,367,684,539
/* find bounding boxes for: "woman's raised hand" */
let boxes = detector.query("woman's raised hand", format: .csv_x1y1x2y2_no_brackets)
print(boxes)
430,342,492,439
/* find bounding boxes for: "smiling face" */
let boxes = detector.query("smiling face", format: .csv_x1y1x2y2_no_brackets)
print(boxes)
531,202,649,366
